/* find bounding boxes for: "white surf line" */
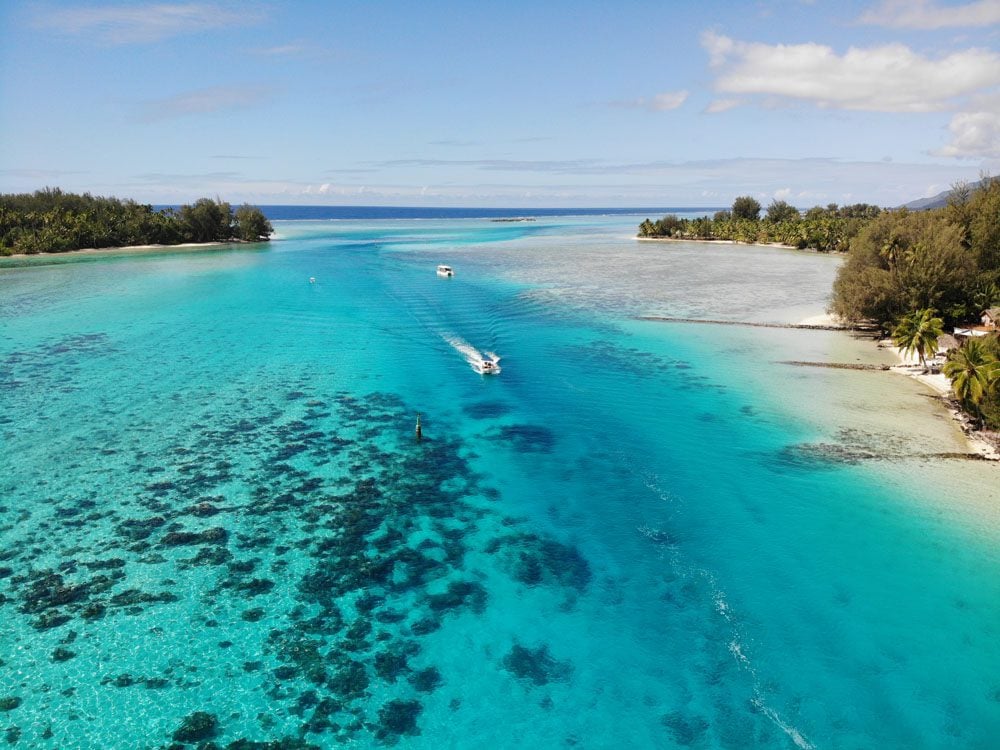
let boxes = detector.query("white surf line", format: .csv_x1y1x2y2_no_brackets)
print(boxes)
708,571,815,750
631,459,814,750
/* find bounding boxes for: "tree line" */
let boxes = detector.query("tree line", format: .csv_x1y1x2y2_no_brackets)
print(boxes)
843,178,1000,430
639,184,1000,429
0,188,273,255
832,178,999,328
638,197,881,252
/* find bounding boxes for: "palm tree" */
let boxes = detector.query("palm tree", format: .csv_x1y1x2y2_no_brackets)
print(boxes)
893,308,945,372
943,339,1000,428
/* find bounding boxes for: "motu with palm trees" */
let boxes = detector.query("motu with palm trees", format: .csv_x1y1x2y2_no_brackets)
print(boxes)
0,189,273,255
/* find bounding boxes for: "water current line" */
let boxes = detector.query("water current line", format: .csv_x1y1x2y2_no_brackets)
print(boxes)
627,452,815,749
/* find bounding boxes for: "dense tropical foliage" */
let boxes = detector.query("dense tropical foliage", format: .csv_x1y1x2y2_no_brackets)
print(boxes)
0,189,272,255
831,178,1000,329
638,197,881,252
944,337,1000,429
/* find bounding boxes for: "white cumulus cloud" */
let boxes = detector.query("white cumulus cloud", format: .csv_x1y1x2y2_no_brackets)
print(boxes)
858,0,1000,29
936,94,1000,157
701,31,1000,112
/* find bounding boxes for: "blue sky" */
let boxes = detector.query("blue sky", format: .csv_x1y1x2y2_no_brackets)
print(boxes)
2,0,999,207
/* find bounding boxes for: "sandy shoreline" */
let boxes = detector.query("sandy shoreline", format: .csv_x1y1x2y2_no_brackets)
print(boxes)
797,312,849,328
1,239,264,261
884,343,999,460
789,312,998,460
636,236,799,250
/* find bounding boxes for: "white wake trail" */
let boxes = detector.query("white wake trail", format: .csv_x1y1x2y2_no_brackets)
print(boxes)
443,335,501,374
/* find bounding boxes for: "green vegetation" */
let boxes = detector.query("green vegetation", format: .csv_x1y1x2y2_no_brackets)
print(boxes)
731,195,761,221
892,308,944,372
639,181,1000,430
944,337,1000,429
830,177,1000,429
0,188,272,255
638,196,881,252
831,178,1000,328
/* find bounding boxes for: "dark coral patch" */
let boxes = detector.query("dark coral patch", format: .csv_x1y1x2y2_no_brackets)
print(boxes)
51,647,76,662
408,667,442,693
374,649,410,683
375,699,422,742
172,710,219,743
426,580,487,614
462,401,511,420
160,527,228,546
661,711,710,746
489,533,591,592
495,424,556,453
327,660,368,699
502,643,572,686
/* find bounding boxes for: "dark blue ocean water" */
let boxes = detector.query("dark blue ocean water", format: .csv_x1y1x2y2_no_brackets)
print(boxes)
2,215,998,748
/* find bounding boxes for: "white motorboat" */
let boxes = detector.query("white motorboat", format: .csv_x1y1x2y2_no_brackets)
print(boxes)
436,265,454,277
476,358,501,375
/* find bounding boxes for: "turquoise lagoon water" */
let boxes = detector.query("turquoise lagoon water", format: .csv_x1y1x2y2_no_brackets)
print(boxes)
2,216,999,749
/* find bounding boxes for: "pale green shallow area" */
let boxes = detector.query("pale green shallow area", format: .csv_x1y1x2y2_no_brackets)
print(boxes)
1,216,998,749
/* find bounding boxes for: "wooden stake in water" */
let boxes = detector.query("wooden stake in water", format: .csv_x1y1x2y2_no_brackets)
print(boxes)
415,413,422,442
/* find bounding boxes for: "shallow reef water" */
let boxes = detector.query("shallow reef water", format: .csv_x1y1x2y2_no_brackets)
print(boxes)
3,216,1000,748
1,368,594,747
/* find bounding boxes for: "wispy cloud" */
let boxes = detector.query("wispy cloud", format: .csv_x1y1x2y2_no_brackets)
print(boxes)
110,157,986,207
375,158,605,174
704,98,744,114
613,90,689,112
858,0,1000,29
252,43,306,57
131,171,244,183
702,30,1000,112
139,85,276,121
32,3,262,44
322,168,380,175
428,139,483,147
368,157,989,193
0,168,88,179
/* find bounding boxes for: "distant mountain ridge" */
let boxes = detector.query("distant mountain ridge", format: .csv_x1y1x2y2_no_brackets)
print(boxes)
901,176,998,210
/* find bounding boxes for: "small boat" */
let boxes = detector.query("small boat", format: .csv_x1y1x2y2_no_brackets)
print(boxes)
476,358,500,375
437,265,454,277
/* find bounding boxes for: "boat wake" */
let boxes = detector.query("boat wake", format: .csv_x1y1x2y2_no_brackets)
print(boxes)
444,335,501,375
632,465,814,750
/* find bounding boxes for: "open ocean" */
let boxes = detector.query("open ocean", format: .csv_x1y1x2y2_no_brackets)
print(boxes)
2,213,999,748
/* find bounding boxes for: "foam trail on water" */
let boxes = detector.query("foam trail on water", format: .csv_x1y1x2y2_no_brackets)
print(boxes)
635,467,815,750
443,335,501,373
711,575,815,750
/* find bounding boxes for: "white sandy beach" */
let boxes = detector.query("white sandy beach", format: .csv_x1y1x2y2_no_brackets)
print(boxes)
791,313,998,461
797,312,849,328
636,236,799,250
3,240,259,260
885,342,999,460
